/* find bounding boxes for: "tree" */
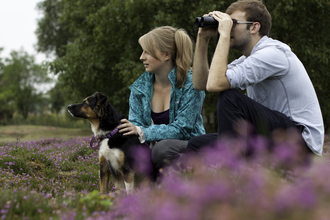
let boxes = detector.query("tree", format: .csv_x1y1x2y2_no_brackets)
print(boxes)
35,0,74,58
37,0,228,126
36,0,330,132
0,48,3,68
48,81,66,114
0,48,14,123
1,49,50,119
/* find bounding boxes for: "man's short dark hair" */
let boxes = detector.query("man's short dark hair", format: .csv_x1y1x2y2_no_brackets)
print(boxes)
226,0,272,36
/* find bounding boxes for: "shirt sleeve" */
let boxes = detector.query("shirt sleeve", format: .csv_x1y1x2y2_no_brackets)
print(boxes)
226,46,290,90
135,126,146,143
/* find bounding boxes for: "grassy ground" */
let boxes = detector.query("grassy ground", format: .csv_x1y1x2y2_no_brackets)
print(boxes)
0,125,92,144
0,126,329,219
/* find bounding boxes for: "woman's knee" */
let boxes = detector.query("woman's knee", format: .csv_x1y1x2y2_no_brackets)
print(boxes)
151,139,178,168
152,141,168,161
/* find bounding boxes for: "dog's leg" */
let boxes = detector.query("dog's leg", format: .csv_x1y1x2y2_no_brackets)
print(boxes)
114,174,126,192
123,171,135,194
99,156,110,193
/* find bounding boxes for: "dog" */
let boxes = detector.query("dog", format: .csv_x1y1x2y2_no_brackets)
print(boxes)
67,92,146,194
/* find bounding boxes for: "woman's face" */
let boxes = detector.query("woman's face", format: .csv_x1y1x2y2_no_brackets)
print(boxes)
139,48,168,74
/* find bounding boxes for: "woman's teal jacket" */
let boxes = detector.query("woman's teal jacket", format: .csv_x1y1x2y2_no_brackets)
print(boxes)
128,67,206,143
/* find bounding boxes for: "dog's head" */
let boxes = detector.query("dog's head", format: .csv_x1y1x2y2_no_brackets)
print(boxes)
68,92,123,131
67,92,108,120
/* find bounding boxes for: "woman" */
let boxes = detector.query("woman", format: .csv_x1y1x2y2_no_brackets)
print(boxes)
118,26,205,169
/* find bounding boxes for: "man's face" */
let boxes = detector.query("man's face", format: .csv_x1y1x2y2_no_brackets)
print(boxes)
229,10,252,52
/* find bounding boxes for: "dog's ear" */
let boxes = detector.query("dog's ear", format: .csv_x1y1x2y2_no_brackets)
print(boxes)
92,92,108,118
95,92,107,104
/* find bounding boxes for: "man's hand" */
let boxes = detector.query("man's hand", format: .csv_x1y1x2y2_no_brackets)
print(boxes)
197,14,218,39
118,119,138,136
209,11,233,38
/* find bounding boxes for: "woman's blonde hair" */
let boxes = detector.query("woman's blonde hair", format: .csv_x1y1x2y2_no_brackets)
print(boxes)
138,26,193,88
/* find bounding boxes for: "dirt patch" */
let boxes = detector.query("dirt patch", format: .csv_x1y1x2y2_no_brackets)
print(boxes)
58,171,76,176
27,161,45,171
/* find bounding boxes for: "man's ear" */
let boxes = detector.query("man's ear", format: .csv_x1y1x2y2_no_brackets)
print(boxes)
250,22,261,35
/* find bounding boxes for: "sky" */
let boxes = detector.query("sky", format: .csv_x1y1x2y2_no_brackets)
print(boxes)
0,0,48,64
0,0,55,91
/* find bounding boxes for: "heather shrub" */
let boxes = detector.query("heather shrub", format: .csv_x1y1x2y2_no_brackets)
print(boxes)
68,146,94,162
103,129,330,220
59,159,75,171
0,156,32,176
0,130,329,220
0,190,56,220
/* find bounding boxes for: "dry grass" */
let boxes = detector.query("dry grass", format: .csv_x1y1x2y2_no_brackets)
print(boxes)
0,125,91,143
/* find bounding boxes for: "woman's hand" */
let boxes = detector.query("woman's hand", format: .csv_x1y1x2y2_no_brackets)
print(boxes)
118,119,138,136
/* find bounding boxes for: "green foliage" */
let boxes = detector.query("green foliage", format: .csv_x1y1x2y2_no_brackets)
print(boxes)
39,0,229,118
27,152,55,168
76,190,113,214
0,137,100,194
0,190,57,220
0,49,51,120
59,160,75,171
0,157,32,176
35,0,74,57
68,147,94,162
36,0,330,132
0,48,3,73
1,145,56,178
0,49,15,124
48,81,66,114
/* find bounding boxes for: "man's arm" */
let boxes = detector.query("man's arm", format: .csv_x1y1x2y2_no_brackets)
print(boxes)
192,15,219,91
206,34,231,92
192,33,211,91
206,11,232,93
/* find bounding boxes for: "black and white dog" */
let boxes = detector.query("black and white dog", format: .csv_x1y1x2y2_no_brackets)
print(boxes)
68,92,146,193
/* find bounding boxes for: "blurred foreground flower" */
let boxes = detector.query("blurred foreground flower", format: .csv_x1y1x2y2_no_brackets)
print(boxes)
98,129,330,220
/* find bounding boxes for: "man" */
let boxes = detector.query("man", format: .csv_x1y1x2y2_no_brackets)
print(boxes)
188,0,324,156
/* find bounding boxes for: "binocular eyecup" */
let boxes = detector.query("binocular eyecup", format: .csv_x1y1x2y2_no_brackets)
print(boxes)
195,16,218,28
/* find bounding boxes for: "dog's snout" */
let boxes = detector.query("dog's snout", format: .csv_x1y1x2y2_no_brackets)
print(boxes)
67,105,75,117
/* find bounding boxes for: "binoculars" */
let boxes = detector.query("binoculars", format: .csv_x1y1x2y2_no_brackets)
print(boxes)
195,16,218,28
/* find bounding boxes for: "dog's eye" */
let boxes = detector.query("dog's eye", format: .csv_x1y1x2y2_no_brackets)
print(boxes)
83,102,88,107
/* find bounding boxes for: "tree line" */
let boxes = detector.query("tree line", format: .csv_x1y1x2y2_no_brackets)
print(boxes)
1,0,329,132
0,49,65,124
0,49,51,123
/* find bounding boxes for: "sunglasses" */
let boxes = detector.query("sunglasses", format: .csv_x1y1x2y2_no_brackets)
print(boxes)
232,19,255,28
